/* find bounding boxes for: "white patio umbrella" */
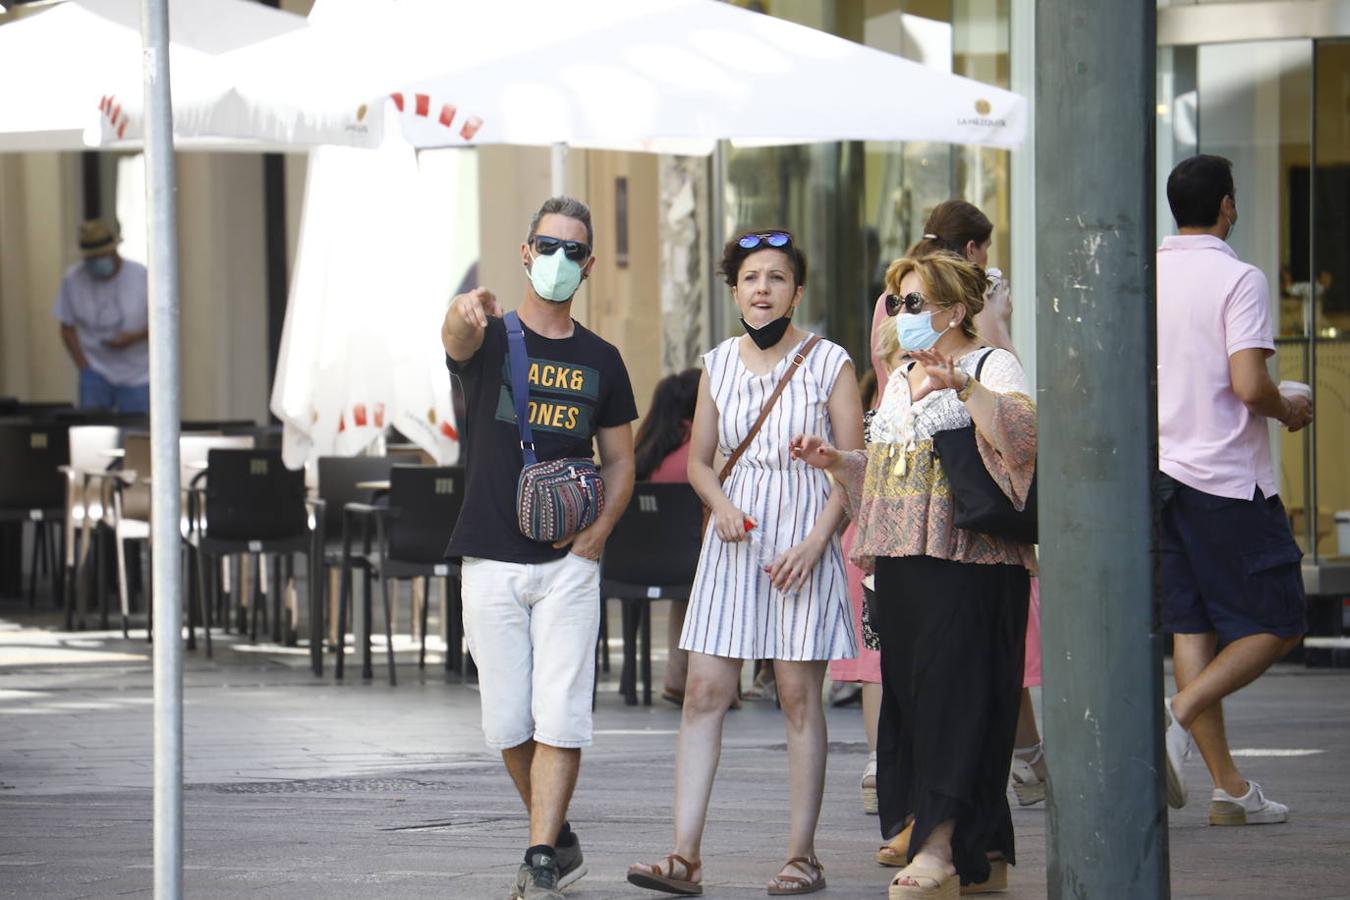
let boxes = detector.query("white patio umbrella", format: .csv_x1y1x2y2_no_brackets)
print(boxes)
0,0,303,152
96,0,1029,469
115,0,1027,152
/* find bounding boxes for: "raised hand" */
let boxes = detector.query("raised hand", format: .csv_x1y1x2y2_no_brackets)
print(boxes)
450,286,502,331
908,348,967,399
789,433,840,471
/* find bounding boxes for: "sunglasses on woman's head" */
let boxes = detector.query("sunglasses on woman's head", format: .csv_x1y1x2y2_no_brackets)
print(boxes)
532,235,591,262
885,292,926,316
737,231,793,250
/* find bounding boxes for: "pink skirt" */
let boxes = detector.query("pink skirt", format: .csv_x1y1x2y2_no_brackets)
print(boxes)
828,524,882,684
1023,576,1042,688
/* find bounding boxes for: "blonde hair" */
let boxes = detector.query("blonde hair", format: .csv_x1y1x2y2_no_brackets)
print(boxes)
873,315,900,370
884,251,986,341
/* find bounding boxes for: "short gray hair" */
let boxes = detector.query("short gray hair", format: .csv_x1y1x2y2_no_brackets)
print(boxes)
527,196,593,247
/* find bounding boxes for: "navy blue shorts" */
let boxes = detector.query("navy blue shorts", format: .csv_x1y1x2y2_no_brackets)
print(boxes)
1159,475,1306,644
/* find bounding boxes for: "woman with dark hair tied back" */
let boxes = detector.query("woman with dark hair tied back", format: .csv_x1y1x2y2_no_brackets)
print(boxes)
633,368,702,703
795,251,1036,898
872,201,1012,398
628,229,862,896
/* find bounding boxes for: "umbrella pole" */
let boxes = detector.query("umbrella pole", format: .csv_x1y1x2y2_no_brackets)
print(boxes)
140,0,185,897
551,142,568,196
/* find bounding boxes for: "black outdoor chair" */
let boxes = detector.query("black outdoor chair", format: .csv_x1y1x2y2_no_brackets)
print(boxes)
0,422,70,607
222,423,283,448
13,402,73,421
191,448,322,668
181,419,257,433
337,465,464,685
600,482,704,706
316,455,397,675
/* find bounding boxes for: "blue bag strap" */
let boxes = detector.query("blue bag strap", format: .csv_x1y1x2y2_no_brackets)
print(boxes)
504,311,538,467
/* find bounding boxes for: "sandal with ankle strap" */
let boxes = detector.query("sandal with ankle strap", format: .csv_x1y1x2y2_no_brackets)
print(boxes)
766,855,825,895
627,853,703,896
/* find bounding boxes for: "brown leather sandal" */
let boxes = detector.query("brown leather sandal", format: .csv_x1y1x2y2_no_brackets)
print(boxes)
766,855,826,895
627,853,703,895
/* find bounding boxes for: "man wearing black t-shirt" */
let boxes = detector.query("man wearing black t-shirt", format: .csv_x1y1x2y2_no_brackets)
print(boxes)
442,196,637,900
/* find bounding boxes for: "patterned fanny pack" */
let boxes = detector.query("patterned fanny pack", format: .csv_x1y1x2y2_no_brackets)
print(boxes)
505,311,605,543
516,457,605,543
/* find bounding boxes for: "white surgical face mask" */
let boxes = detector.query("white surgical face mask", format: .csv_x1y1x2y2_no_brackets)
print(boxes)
896,310,952,352
527,248,583,303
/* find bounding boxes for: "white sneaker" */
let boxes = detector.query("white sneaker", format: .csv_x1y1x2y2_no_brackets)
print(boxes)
1210,780,1289,826
1163,697,1192,809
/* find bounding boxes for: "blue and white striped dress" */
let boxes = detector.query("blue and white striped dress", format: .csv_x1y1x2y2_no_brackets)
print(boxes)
679,334,857,662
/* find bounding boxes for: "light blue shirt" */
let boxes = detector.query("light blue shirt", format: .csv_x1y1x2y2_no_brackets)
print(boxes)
52,259,149,387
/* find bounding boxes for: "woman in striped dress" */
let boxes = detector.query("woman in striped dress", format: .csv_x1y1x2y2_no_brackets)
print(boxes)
627,231,862,896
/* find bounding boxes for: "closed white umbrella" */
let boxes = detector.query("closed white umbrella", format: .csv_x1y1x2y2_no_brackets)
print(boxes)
271,138,468,468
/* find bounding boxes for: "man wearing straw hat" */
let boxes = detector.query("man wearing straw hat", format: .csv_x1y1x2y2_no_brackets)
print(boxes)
52,219,150,413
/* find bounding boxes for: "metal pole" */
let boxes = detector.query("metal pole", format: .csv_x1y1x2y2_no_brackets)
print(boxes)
1009,0,1037,391
550,142,568,196
1036,2,1169,898
140,0,184,897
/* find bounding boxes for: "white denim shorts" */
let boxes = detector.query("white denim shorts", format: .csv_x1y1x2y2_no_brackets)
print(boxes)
460,554,601,750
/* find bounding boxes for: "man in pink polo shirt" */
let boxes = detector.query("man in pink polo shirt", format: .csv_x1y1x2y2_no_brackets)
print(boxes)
1156,155,1313,827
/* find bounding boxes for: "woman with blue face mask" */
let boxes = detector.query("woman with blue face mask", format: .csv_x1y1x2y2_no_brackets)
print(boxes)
792,252,1037,898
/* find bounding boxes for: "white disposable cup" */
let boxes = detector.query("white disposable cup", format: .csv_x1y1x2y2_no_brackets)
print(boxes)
1279,380,1311,401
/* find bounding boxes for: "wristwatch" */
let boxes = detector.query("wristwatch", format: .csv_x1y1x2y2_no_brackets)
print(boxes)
957,371,976,402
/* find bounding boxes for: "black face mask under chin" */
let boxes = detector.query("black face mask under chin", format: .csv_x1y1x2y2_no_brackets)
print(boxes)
740,315,792,350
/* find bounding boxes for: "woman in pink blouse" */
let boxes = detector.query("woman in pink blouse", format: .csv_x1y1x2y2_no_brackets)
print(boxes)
793,252,1036,898
633,369,703,703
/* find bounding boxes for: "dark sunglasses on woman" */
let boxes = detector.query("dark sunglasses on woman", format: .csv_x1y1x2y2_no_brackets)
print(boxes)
885,292,926,316
737,231,793,250
532,235,592,262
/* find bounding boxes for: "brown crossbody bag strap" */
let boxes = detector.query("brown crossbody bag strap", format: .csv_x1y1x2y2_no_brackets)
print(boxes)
703,334,822,526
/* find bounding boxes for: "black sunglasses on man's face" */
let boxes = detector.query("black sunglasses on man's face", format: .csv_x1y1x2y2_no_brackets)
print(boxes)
532,235,591,262
885,292,926,316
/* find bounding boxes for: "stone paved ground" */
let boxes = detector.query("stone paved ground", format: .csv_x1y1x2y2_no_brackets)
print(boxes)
2,600,1348,899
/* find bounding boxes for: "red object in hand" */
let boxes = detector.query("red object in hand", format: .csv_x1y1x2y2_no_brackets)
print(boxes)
353,403,368,427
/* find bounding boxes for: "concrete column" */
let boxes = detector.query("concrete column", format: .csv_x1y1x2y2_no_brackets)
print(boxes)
1036,1,1170,897
658,154,708,374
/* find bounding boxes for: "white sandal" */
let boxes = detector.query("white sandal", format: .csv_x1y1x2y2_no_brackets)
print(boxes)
861,751,878,815
1010,742,1046,806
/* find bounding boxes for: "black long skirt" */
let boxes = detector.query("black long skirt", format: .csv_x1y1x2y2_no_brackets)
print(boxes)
872,554,1030,887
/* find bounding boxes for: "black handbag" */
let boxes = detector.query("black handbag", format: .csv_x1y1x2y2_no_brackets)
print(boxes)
930,349,1038,544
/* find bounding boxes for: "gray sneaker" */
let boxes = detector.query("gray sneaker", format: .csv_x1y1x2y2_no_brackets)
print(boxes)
511,852,563,900
555,836,587,889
